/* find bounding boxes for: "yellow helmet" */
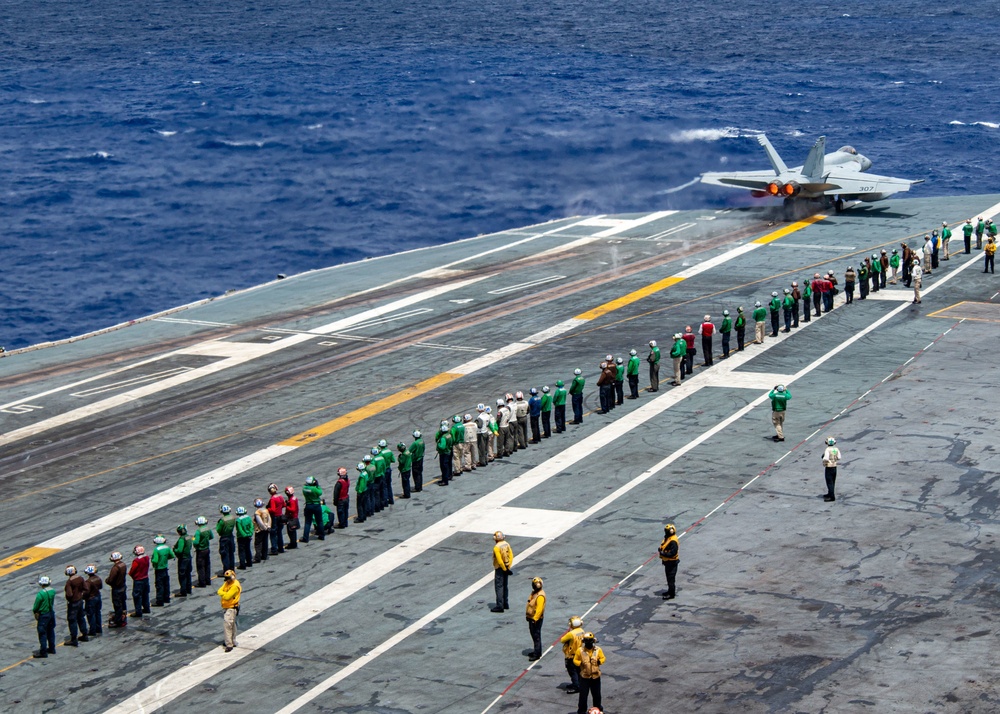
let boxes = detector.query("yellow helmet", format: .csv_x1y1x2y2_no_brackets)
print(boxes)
664,523,676,536
569,616,583,628
531,577,543,589
223,569,236,579
493,531,505,542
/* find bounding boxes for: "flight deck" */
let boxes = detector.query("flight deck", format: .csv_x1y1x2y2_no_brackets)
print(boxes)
2,195,999,713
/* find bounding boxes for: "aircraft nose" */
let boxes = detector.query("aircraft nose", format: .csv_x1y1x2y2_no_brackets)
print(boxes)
859,155,872,171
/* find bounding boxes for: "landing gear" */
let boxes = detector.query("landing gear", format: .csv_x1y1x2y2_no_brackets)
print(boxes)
834,197,845,213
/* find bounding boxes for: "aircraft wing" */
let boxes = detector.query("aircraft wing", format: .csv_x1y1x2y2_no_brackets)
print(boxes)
699,170,776,191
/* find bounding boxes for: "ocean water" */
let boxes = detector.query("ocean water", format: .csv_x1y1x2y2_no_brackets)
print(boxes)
2,0,998,350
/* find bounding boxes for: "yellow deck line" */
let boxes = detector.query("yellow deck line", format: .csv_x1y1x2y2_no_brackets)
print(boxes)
0,546,63,577
752,214,827,244
574,276,686,321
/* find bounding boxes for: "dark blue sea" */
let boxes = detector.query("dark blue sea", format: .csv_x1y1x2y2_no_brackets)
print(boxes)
2,0,998,350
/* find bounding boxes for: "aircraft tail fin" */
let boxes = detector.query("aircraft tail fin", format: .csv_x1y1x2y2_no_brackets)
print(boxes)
802,136,826,180
756,134,788,176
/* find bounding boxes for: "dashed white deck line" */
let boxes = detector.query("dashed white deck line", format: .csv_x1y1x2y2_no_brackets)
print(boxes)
69,367,192,398
332,307,433,333
865,289,915,301
154,317,235,327
771,242,857,251
487,275,566,295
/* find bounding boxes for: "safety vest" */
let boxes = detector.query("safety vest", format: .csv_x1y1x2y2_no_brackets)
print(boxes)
577,646,605,679
526,589,545,620
659,535,679,562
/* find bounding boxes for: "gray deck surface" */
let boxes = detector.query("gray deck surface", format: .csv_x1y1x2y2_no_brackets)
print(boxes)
1,195,999,714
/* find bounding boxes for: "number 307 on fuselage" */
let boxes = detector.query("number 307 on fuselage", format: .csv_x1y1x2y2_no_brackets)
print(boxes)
699,134,923,213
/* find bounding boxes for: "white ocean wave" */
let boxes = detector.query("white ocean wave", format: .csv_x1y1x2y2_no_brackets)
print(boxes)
222,140,265,147
26,98,47,104
949,120,966,125
92,151,112,158
307,123,323,130
155,130,177,136
785,130,805,137
973,121,999,129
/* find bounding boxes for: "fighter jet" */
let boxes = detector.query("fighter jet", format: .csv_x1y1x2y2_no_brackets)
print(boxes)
700,134,922,213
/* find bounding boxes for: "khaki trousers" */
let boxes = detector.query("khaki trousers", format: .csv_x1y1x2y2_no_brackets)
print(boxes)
672,356,682,384
913,277,922,302
755,322,766,343
223,607,238,648
772,411,785,439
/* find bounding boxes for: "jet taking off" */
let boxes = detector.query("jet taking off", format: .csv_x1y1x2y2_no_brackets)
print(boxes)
700,134,922,213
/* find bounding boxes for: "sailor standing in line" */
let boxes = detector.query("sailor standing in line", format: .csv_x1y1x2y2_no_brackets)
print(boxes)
574,633,606,714
735,306,746,351
252,501,271,562
32,575,57,658
670,332,685,386
84,565,103,636
106,552,127,628
174,524,195,593
753,301,767,344
700,315,715,365
912,259,923,304
719,310,732,358
560,616,585,694
528,388,542,443
646,341,660,392
553,380,568,432
540,386,553,437
409,430,425,491
570,369,586,423
476,404,491,465
266,483,285,555
396,441,413,498
963,219,974,254
626,349,640,398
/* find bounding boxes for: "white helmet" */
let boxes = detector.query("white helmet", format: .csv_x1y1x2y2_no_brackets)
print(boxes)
413,429,421,438
356,462,366,471
65,565,77,576
542,385,550,393
496,398,505,407
672,333,682,340
153,535,166,545
38,575,51,586
515,391,524,400
754,300,761,307
476,403,485,411
648,340,656,347
605,354,613,362
826,437,837,446
84,565,97,575
723,309,730,316
485,406,492,413
629,349,637,356
574,368,582,375
464,413,473,422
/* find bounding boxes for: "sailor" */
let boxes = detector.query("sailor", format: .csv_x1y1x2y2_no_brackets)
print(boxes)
233,506,255,564
879,250,890,289
681,326,696,376
106,552,127,628
526,577,546,661
528,389,542,443
670,332,685,386
976,217,985,249
379,438,397,502
822,437,842,502
506,394,519,453
496,397,513,456
476,403,491,465
266,483,285,555
810,273,823,316
450,416,465,476
826,270,839,309
930,230,940,270
397,442,413,498
734,306,746,351
319,498,334,535
613,357,625,405
32,575,57,658
217,570,241,652
901,243,913,286
128,546,151,619
64,565,90,644
719,310,732,358
216,504,237,570
560,616,585,694
553,380,568,432
514,391,530,448
462,414,478,471
801,277,812,322
646,340,661,392
988,219,998,242
626,348,641,398
173,524,194,593
539,386,553,438
963,218,974,254
150,534,174,606
912,258,923,304
781,289,794,332
364,454,381,511
354,462,369,523
193,517,214,586
490,531,514,612
252,500,271,562
658,523,680,600
283,486,300,545
596,361,613,413
858,258,870,300
844,266,856,304
791,281,802,327
700,315,715,365
941,221,952,260
487,406,499,456
570,369,586,423
409,430,425,492
436,420,454,486
333,467,351,526
985,236,996,274
83,565,103,637
888,248,901,284
752,301,767,344
574,632,606,714
922,235,933,274
768,384,791,442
